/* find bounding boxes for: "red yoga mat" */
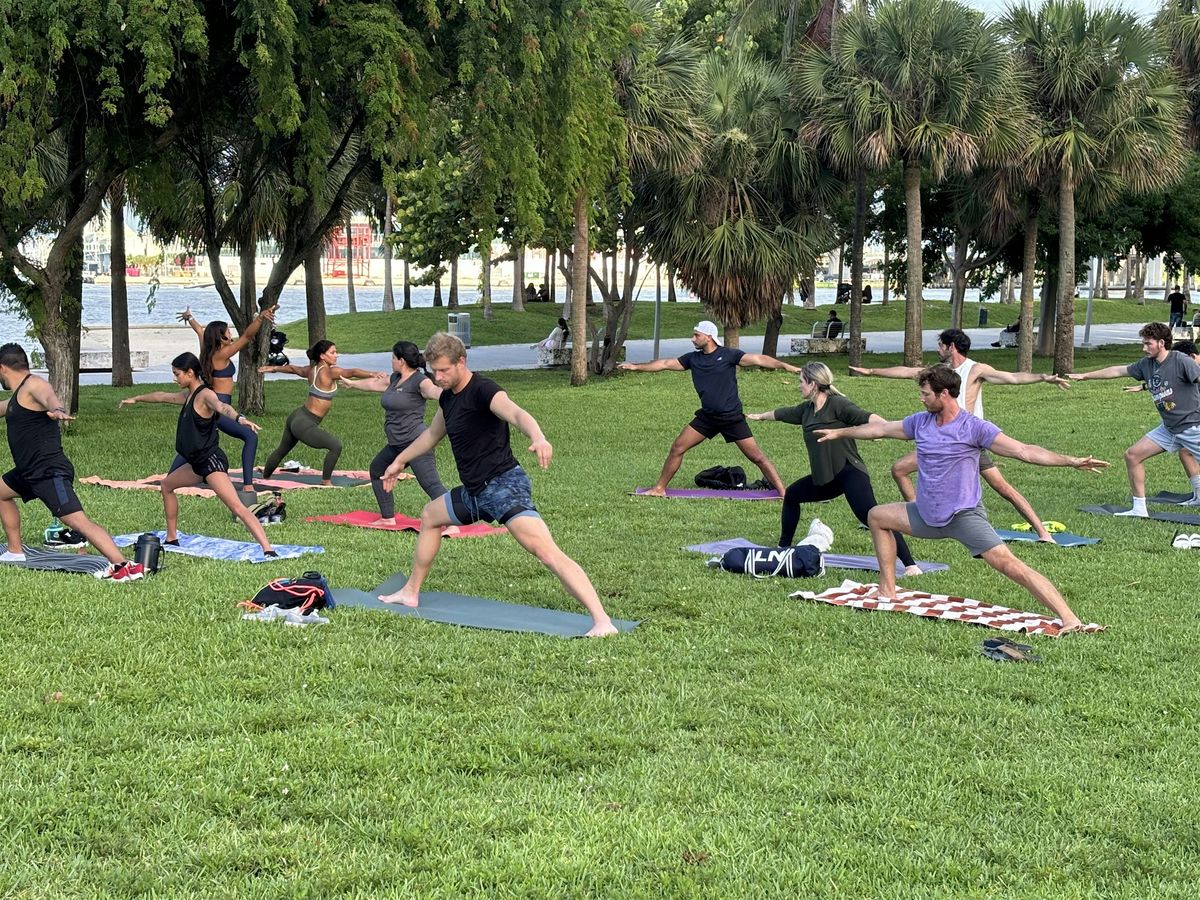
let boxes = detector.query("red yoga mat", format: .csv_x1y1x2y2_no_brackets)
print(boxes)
304,510,506,538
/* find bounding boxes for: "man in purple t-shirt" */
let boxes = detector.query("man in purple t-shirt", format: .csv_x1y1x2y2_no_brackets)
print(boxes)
816,367,1108,632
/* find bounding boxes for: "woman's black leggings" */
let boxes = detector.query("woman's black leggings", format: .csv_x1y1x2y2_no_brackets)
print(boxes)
779,464,917,568
368,443,446,519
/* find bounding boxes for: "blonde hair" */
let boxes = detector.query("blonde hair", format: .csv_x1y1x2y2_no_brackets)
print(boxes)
424,331,466,364
801,361,842,396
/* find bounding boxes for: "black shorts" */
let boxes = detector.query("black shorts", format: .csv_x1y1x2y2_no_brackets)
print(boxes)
188,449,230,481
2,470,83,518
689,410,753,443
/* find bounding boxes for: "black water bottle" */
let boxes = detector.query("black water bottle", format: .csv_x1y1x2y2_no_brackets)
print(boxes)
134,533,163,574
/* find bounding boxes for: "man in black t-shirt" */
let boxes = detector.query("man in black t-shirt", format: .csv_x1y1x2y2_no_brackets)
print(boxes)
379,332,619,637
618,320,800,496
1168,285,1188,328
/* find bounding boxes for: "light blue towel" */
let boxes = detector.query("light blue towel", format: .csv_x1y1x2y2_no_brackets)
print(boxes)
114,532,323,563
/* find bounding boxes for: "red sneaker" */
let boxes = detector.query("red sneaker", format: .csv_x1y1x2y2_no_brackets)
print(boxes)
95,561,145,582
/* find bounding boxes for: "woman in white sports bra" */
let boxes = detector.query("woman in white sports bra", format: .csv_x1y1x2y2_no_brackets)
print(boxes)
258,340,381,485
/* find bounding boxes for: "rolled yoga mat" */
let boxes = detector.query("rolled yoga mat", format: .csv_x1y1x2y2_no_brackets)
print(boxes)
632,487,781,500
0,545,113,575
683,538,948,575
333,573,639,637
114,532,323,563
1080,504,1200,527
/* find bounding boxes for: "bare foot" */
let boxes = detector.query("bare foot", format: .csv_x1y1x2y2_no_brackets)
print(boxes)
641,486,667,497
369,517,397,526
441,525,461,537
585,621,619,637
900,564,924,577
320,479,332,487
862,585,896,602
378,589,419,607
1055,619,1086,635
1037,535,1057,543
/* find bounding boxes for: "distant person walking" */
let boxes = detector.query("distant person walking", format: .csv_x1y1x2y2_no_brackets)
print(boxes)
1168,284,1188,328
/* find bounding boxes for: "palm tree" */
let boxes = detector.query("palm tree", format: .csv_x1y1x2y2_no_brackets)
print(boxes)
1157,0,1200,147
797,0,1023,365
643,52,831,347
1006,0,1186,373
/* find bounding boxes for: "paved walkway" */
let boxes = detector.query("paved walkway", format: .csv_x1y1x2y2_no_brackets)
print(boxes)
76,322,1146,385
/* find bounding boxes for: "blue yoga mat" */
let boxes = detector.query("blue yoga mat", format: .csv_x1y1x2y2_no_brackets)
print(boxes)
994,529,1100,547
333,573,639,637
114,532,323,563
684,538,948,575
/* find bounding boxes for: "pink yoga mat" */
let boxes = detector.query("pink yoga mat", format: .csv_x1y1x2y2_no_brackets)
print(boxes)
82,467,390,498
304,510,507,537
632,487,781,500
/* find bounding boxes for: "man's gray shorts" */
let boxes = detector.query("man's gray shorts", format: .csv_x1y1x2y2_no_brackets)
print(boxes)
905,503,1002,558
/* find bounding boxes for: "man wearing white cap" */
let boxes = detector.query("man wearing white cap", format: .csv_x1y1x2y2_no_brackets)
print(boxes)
618,320,799,496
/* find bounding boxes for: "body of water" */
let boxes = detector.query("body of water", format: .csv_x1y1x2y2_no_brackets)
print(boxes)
0,282,989,350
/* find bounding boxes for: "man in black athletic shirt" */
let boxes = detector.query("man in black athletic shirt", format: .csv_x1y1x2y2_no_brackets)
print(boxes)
0,344,142,580
379,332,619,637
618,320,798,496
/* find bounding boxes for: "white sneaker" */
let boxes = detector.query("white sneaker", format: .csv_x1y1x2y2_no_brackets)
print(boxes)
0,550,26,563
242,604,290,622
1173,533,1191,549
1189,534,1200,550
1181,495,1200,507
798,517,834,553
283,609,330,627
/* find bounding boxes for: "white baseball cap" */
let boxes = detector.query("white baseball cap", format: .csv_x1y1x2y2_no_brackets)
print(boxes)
694,320,722,345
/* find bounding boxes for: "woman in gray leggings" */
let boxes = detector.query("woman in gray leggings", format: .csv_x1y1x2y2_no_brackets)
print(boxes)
258,340,381,484
339,340,448,524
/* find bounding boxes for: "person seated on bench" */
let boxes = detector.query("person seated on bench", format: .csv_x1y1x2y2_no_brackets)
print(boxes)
825,310,843,339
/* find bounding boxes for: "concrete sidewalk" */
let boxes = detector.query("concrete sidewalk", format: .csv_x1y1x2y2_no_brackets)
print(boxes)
76,322,1146,385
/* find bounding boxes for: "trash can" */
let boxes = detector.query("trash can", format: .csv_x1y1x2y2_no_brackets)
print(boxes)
978,307,988,327
448,312,471,348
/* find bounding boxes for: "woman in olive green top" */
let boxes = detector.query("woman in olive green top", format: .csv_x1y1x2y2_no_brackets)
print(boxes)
747,362,921,574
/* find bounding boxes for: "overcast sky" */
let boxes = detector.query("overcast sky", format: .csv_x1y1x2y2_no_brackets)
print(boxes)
973,0,1161,19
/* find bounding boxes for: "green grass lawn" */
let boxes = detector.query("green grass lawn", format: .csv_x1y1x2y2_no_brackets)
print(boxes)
286,297,1167,354
2,348,1196,894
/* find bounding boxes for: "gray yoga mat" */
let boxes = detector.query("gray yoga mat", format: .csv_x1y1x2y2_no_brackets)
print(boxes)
0,545,112,575
683,538,948,575
1081,504,1200,526
994,529,1100,547
1148,491,1196,506
333,573,639,637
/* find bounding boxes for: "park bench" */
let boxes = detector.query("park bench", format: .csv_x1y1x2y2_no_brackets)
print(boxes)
537,343,626,367
790,321,864,355
31,349,150,372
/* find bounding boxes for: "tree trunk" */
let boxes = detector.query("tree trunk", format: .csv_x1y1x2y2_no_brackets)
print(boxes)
304,241,326,346
949,238,968,329
667,265,678,303
480,242,493,320
836,243,845,289
902,158,924,366
109,181,133,387
723,324,740,349
512,243,525,312
433,261,443,307
1017,197,1039,373
1098,265,1108,299
1135,254,1147,302
849,170,867,367
882,243,890,305
803,268,816,309
570,188,590,386
1054,176,1076,374
762,299,784,358
1037,271,1057,358
345,215,357,313
236,240,268,414
382,195,395,312
448,256,459,309
549,247,557,303
402,259,412,310
1128,252,1138,303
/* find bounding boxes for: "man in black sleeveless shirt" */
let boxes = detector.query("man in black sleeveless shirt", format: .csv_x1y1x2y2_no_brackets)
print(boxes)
618,320,798,496
0,344,141,580
379,332,619,637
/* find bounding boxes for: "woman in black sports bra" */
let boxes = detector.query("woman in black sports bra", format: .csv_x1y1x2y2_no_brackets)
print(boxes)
120,352,277,556
178,304,277,493
258,340,382,485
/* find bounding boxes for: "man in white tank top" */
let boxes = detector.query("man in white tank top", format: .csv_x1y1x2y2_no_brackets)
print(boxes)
851,328,1069,542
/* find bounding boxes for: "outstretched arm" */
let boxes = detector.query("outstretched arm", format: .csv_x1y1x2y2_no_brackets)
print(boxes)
118,390,188,408
745,410,777,421
1068,365,1134,382
331,365,387,380
850,364,922,379
490,391,554,468
226,304,278,355
739,353,801,374
977,364,1070,390
197,389,262,433
989,434,1109,472
178,308,205,338
815,420,909,442
259,363,310,378
24,379,74,421
339,374,389,393
617,359,686,373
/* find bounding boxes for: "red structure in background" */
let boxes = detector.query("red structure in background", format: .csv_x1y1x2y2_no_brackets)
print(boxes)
324,222,373,278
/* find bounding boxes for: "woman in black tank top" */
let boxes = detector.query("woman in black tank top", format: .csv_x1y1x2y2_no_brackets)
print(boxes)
119,352,277,556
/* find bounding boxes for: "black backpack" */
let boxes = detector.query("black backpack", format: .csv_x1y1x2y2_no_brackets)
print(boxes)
250,571,335,613
695,465,746,490
267,329,289,366
717,545,823,578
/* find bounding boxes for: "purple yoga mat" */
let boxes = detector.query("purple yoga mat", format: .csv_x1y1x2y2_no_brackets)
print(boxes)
684,538,949,575
633,488,781,501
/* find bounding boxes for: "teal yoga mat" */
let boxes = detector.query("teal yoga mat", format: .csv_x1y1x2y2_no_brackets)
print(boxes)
333,574,639,637
1080,504,1200,527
